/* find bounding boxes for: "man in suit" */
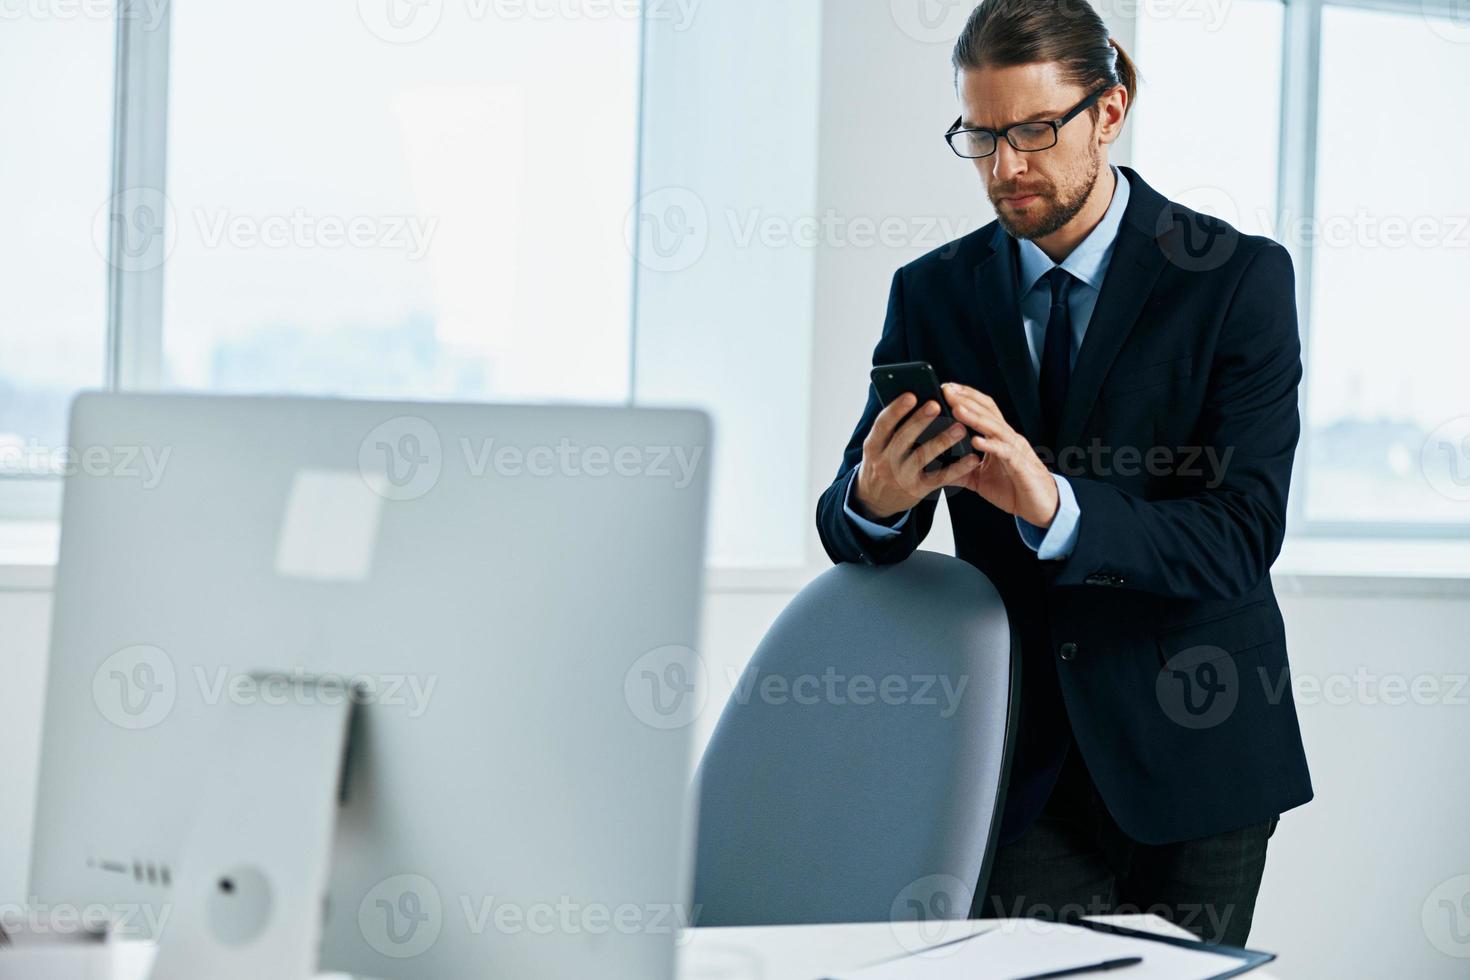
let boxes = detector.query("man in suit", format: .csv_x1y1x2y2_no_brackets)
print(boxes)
815,0,1312,947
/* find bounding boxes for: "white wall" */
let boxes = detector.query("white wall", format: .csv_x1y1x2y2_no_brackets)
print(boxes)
0,589,50,908
1254,591,1470,978
803,0,982,566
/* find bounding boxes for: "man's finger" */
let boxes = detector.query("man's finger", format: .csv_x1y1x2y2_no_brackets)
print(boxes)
907,422,968,473
865,393,917,456
950,397,1012,438
906,441,982,496
973,433,1018,464
888,399,944,461
934,451,982,488
942,382,999,411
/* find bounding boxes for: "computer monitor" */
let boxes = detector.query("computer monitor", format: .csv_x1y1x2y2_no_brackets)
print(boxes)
30,392,712,979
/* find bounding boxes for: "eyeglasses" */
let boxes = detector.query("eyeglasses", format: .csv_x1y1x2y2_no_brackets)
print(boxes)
944,87,1108,159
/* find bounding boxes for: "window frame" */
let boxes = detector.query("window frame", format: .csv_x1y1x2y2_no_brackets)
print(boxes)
107,0,170,392
1120,0,1470,543
1281,0,1470,539
4,0,1467,546
0,0,165,521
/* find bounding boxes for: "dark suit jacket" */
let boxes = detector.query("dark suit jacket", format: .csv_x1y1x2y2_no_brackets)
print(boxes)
815,165,1313,847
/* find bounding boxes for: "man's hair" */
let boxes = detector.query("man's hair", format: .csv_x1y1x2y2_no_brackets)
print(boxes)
952,0,1138,121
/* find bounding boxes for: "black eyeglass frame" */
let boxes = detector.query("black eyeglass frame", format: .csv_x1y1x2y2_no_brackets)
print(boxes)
944,86,1110,159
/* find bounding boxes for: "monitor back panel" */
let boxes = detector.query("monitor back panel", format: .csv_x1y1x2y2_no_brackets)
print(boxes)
32,392,712,979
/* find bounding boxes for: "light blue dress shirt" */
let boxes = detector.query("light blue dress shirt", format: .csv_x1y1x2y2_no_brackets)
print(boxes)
843,166,1131,560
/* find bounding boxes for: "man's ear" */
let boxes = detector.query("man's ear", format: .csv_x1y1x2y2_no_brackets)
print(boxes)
1093,87,1128,146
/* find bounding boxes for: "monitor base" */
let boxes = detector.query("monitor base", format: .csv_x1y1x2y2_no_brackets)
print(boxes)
147,674,354,980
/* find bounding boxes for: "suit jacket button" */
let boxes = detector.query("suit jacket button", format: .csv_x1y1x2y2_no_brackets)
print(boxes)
1059,642,1079,662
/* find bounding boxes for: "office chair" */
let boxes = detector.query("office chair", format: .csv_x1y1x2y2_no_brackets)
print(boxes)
691,550,1019,927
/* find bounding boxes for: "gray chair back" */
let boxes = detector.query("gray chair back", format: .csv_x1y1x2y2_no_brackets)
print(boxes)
691,551,1017,927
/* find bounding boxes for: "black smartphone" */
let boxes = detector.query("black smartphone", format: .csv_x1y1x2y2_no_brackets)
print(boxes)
869,361,983,472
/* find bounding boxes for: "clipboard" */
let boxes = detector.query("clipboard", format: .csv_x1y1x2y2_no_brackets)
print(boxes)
829,916,1276,979
1070,918,1276,978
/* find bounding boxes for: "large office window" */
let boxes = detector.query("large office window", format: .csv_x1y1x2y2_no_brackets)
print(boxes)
3,0,807,570
1303,4,1470,527
0,0,643,526
0,12,114,501
161,2,639,402
1135,0,1468,537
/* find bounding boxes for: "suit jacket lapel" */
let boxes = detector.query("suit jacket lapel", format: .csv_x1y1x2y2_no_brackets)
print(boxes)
973,225,1045,441
1055,166,1169,452
970,166,1172,450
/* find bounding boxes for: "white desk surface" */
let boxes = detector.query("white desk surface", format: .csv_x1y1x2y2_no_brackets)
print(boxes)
678,915,1282,979
0,915,1280,979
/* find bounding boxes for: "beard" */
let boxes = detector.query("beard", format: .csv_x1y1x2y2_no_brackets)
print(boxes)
990,147,1101,241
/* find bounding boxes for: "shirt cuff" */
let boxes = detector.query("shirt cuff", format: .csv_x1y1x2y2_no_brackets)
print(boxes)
842,463,910,540
1016,473,1080,560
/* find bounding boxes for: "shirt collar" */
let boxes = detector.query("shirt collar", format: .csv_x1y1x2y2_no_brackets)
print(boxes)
1014,165,1130,297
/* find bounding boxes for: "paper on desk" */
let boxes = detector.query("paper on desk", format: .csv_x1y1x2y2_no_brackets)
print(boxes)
835,920,1251,980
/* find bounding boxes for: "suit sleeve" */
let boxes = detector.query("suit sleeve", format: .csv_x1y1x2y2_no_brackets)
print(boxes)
1047,242,1301,599
815,267,940,566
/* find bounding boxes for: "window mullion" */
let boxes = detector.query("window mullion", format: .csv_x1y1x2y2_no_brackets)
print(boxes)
1277,0,1323,536
106,0,171,391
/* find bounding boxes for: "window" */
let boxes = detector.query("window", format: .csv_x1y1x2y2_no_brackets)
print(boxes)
160,2,639,403
1302,3,1470,527
1135,0,1468,537
0,10,114,513
4,0,806,570
2,0,644,528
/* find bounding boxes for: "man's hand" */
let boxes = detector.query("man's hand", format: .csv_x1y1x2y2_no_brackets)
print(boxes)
941,383,1060,528
851,393,982,521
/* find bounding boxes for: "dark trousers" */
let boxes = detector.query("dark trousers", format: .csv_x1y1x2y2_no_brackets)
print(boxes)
973,744,1279,947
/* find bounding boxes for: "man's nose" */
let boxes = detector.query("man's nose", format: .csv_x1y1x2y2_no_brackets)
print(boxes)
990,140,1027,183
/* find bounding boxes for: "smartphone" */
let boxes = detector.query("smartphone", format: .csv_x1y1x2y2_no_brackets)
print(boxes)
869,361,983,472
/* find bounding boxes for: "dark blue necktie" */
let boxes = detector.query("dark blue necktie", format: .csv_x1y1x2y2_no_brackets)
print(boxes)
1039,267,1074,450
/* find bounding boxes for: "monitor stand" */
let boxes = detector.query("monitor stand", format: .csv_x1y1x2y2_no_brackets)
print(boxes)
147,673,355,980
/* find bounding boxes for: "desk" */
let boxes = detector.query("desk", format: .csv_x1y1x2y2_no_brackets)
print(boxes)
678,915,1283,979
0,916,1281,979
